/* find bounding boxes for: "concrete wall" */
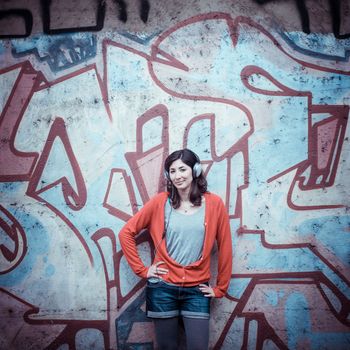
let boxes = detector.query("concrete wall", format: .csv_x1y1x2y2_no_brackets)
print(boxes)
1,1,349,349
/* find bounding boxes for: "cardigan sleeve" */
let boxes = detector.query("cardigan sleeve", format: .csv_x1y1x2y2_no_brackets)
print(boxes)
212,198,233,298
118,197,158,279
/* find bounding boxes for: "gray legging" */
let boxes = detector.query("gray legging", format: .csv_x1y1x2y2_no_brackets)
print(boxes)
154,317,209,350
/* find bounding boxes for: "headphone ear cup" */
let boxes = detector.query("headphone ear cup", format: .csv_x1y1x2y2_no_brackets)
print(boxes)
193,162,202,178
164,170,170,180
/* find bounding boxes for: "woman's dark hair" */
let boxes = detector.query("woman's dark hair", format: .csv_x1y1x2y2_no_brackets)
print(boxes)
164,149,207,208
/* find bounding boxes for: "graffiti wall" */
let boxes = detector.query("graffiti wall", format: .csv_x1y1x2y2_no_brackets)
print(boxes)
1,1,349,349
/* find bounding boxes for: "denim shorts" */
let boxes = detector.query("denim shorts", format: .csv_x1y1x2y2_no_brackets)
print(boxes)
146,279,211,319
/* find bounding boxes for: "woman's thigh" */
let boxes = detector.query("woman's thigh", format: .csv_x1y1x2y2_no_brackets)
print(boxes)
153,317,179,350
183,317,209,350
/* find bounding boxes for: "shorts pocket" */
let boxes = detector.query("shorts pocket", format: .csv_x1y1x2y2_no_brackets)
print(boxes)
147,278,166,288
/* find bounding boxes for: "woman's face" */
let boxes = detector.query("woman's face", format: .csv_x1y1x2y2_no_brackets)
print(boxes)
169,159,193,192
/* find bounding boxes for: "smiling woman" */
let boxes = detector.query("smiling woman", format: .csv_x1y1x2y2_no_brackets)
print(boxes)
164,149,207,212
118,148,232,350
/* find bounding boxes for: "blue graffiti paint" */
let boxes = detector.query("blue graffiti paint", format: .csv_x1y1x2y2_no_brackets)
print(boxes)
299,215,350,268
281,31,350,62
75,328,105,349
0,42,5,55
44,264,55,277
0,202,49,287
238,232,350,298
185,118,212,160
227,278,251,299
11,33,97,72
309,331,350,350
285,292,311,349
141,116,164,151
117,30,160,45
251,101,308,182
107,47,153,92
285,290,350,349
213,29,350,105
116,289,153,349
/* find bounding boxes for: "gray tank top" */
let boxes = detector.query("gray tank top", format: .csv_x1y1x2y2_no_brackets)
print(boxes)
164,200,205,266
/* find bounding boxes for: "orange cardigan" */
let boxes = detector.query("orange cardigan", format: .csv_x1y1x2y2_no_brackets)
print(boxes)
118,192,232,297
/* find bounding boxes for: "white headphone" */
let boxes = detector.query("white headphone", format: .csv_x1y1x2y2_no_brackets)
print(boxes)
192,162,203,178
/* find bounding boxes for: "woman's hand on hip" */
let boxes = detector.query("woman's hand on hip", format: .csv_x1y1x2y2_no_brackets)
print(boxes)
199,284,215,297
147,261,169,278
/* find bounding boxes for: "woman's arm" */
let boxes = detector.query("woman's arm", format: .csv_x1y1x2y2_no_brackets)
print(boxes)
212,199,233,298
118,198,156,278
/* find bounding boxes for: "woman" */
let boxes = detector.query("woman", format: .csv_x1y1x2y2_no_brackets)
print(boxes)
119,149,232,349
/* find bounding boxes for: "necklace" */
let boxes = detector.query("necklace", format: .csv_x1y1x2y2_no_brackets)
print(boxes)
181,201,194,213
